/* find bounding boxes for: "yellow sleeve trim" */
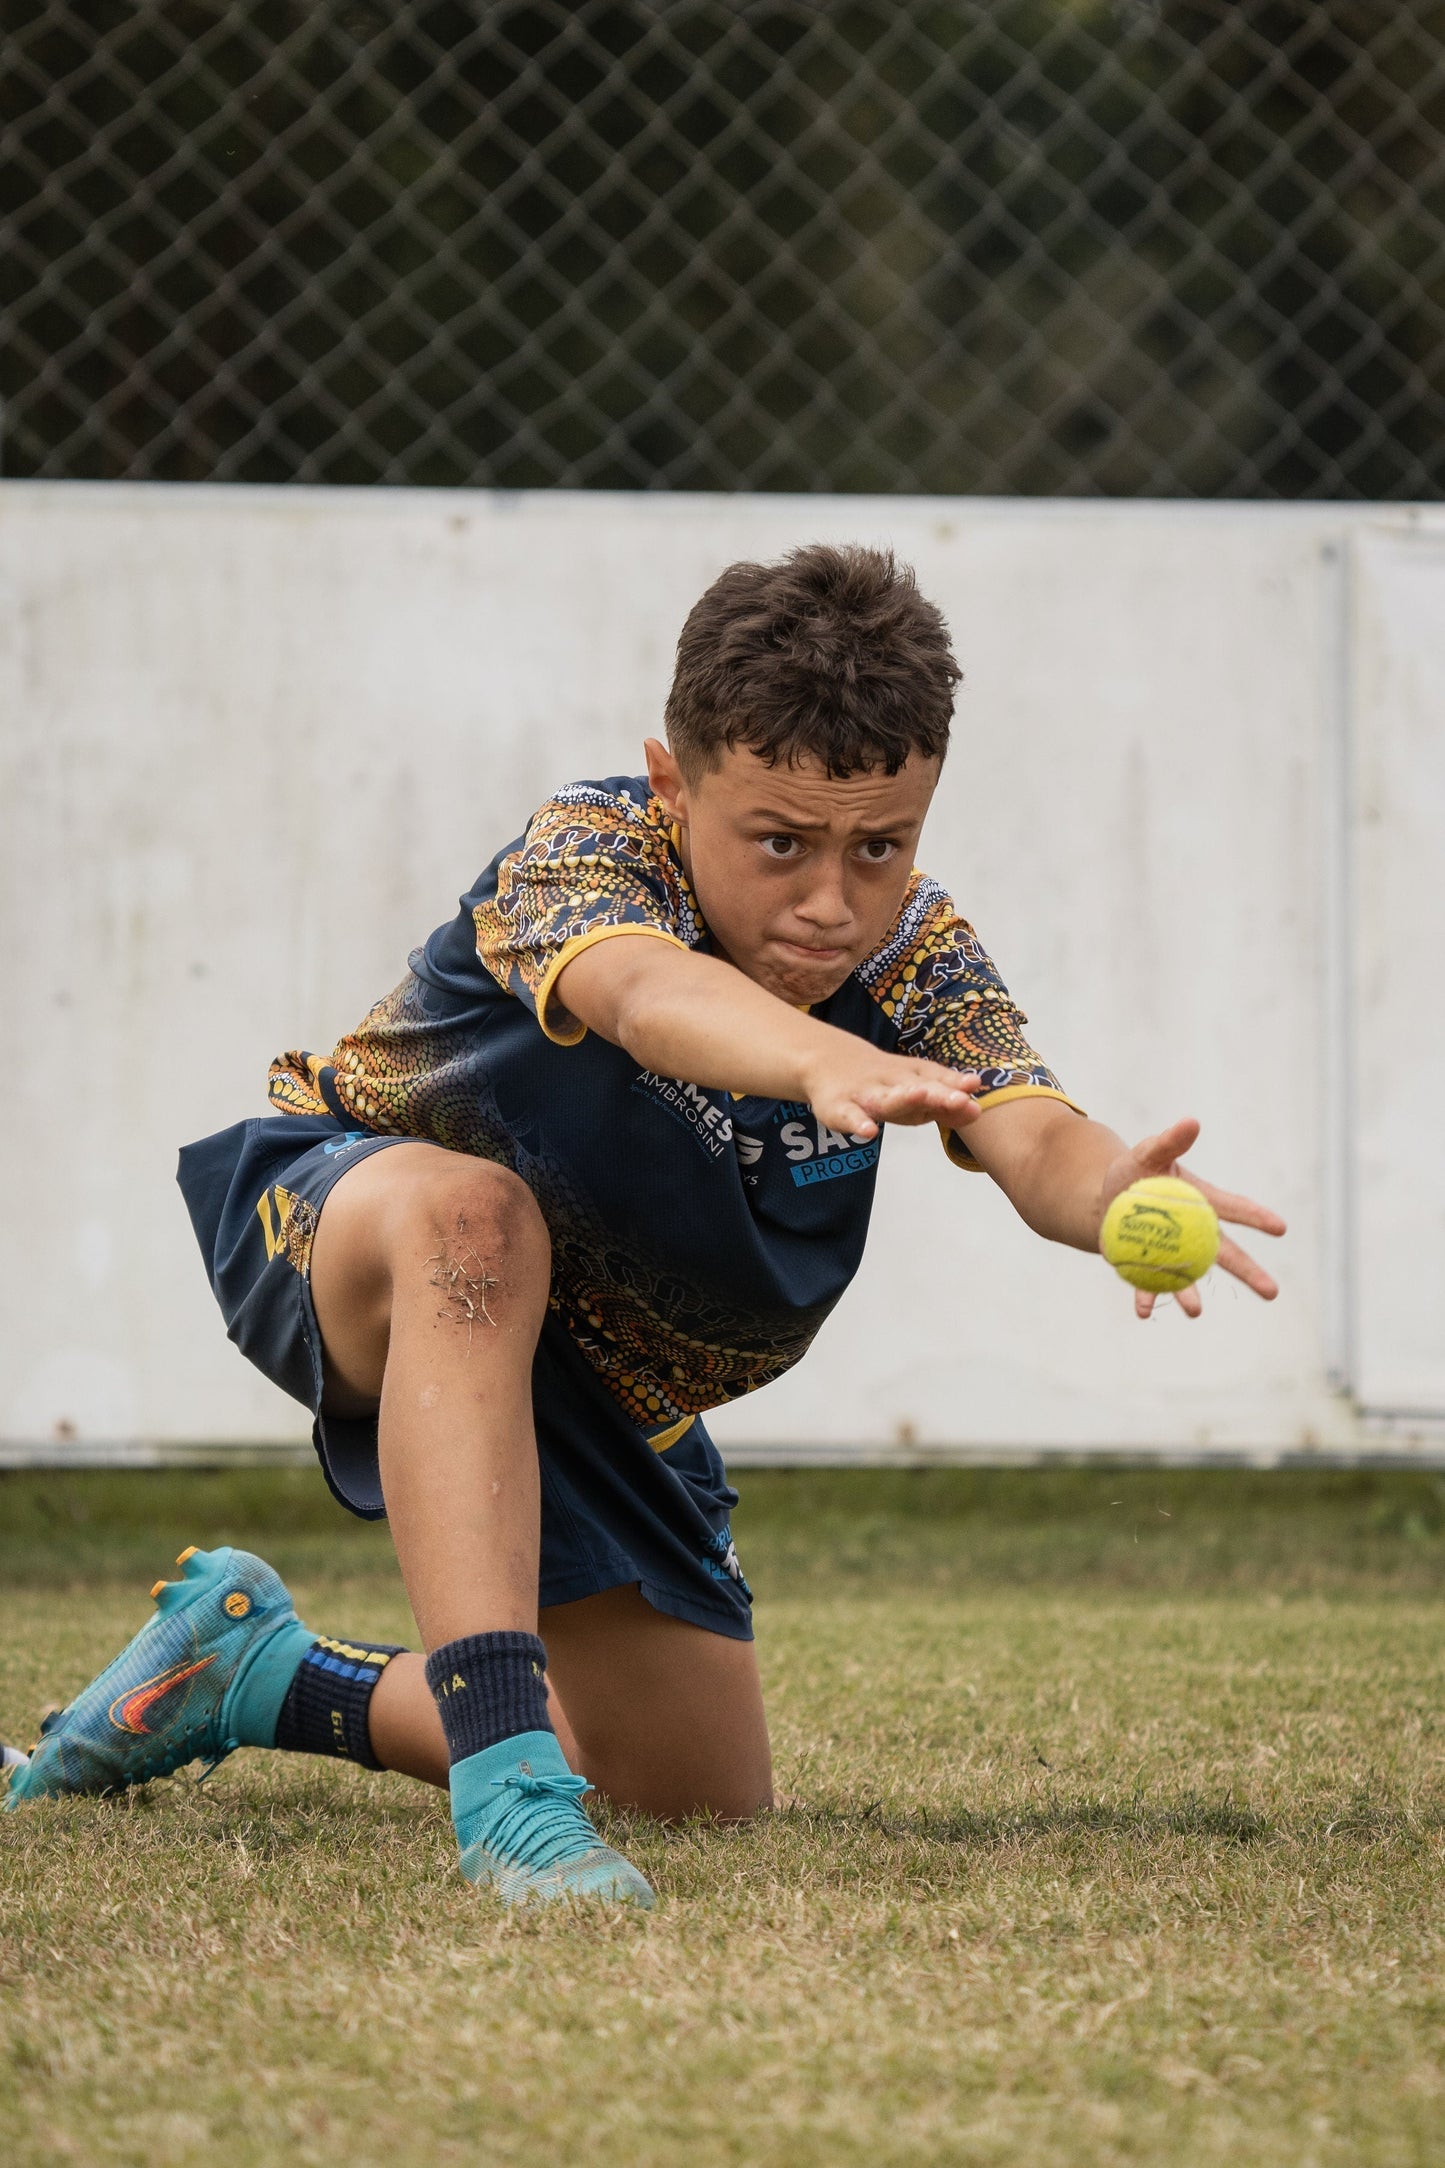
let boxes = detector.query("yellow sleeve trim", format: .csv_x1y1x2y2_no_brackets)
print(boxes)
533,922,689,1046
940,1085,1086,1171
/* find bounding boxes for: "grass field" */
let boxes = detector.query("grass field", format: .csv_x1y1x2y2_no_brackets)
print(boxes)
3,1465,1444,2167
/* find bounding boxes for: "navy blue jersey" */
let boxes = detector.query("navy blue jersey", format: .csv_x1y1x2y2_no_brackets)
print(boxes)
268,777,1077,1439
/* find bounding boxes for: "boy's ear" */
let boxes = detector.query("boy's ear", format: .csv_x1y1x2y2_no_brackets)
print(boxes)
644,736,688,821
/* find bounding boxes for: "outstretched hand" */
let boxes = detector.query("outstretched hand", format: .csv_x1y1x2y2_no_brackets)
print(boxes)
1100,1117,1286,1320
807,1046,984,1142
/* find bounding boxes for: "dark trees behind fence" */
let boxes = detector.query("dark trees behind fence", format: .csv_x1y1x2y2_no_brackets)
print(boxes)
4,1,1443,496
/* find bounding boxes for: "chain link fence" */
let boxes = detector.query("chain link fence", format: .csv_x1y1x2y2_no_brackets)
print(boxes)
4,1,1444,496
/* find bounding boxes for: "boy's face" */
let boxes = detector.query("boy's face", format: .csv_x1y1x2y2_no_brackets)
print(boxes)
645,737,940,1007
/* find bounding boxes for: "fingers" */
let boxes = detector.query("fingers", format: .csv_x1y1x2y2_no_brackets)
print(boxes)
1135,1282,1200,1319
902,1066,984,1119
1133,1234,1278,1320
1216,1231,1279,1300
836,1109,879,1141
1130,1129,1286,1238
1133,1116,1201,1172
1176,1163,1287,1237
921,1062,984,1094
884,1094,979,1130
830,1090,975,1138
856,1073,983,1130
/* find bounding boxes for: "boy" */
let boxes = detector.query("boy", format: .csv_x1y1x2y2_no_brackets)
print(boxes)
6,545,1283,1904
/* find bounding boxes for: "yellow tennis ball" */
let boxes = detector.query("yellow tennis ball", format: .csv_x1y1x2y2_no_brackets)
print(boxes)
1100,1175,1220,1293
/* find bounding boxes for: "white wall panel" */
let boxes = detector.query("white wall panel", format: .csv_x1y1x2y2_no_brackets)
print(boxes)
0,484,1438,1459
1350,522,1445,1415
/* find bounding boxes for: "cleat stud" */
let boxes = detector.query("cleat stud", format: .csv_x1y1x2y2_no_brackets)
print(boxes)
150,1580,168,1600
176,1546,199,1565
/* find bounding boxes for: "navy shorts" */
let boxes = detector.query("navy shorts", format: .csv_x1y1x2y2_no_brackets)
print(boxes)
176,1115,753,1640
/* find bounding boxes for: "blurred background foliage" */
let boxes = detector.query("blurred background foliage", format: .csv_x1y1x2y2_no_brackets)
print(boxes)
6,1466,1445,1594
4,0,1443,494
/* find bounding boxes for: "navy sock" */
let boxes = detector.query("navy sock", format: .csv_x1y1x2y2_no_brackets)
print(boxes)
273,1635,407,1770
423,1632,551,1765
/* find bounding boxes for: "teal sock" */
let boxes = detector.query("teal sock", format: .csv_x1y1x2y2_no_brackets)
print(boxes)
226,1618,319,1748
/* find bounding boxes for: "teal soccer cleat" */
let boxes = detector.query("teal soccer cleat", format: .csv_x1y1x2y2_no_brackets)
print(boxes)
452,1730,655,1908
4,1546,315,1808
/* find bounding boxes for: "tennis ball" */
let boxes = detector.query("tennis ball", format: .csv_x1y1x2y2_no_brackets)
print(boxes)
1100,1174,1220,1293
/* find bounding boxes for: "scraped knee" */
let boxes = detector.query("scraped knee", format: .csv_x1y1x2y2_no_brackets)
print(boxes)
402,1156,550,1339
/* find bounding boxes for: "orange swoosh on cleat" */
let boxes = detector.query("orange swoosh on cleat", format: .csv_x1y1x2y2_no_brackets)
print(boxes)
108,1657,217,1734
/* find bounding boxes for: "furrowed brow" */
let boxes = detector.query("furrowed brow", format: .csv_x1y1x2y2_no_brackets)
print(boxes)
747,804,916,838
748,806,830,831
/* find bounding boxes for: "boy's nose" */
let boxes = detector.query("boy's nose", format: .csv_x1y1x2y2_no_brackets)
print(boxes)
795,871,852,936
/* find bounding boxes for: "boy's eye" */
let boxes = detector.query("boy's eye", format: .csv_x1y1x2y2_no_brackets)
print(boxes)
857,838,898,862
759,835,803,860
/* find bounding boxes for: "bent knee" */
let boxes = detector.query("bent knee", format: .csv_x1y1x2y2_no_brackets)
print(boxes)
685,1779,774,1826
579,1746,774,1825
603,1771,773,1825
390,1151,546,1249
382,1150,550,1321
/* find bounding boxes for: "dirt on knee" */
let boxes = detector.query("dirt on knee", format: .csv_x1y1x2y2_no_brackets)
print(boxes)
425,1213,503,1346
421,1161,550,1347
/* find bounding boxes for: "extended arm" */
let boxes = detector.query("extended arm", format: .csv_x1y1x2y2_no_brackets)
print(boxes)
555,932,984,1140
961,1098,1286,1319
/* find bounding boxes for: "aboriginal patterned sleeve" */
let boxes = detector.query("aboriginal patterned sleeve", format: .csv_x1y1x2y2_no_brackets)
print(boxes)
858,870,1085,1170
473,783,701,1044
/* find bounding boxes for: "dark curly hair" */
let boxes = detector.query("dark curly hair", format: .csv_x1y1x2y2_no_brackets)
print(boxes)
664,542,961,779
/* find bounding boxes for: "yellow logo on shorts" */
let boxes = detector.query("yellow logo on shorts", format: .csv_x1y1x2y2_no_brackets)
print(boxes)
223,1592,251,1619
255,1184,319,1278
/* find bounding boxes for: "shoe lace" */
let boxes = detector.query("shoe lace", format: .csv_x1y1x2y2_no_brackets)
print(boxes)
34,1708,238,1794
483,1770,599,1872
147,1719,239,1784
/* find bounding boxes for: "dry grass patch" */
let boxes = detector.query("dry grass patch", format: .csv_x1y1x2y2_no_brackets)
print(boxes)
2,1471,1444,2165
